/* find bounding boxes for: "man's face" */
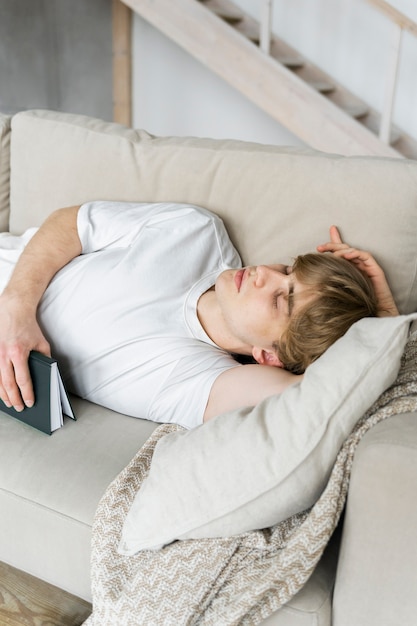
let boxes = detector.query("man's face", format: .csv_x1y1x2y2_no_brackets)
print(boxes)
215,264,311,357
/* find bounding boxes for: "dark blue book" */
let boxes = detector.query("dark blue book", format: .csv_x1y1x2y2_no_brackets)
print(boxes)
0,351,76,435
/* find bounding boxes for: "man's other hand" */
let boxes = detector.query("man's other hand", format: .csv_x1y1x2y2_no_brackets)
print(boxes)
0,294,50,412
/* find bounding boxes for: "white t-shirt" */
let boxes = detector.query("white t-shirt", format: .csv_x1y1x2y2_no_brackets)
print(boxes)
37,202,242,428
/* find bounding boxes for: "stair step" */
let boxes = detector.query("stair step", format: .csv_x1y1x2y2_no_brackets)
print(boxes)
290,64,337,94
269,38,305,68
197,0,243,24
326,90,371,119
273,55,305,69
339,102,370,118
308,80,335,94
233,19,260,43
362,112,402,145
391,135,417,160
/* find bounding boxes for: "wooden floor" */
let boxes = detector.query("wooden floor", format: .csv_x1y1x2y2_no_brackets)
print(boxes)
0,562,92,626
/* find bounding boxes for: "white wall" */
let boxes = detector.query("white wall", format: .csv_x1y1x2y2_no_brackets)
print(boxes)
132,0,417,147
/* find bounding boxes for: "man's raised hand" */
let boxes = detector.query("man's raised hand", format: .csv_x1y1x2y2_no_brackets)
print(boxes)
317,226,399,317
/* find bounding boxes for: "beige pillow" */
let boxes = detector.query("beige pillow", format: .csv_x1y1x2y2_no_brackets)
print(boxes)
118,314,416,554
9,109,417,313
0,113,11,232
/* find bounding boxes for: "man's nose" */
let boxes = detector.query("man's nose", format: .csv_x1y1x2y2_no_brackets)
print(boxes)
254,265,284,287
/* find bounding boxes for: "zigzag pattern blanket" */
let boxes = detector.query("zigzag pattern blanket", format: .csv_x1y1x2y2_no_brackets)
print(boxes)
84,332,417,626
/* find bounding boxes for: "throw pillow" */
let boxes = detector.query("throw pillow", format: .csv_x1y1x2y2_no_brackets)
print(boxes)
119,314,416,554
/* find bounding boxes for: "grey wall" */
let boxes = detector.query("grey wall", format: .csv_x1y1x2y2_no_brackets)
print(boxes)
0,0,113,120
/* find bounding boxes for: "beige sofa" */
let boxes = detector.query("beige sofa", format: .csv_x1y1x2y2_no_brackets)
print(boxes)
0,109,416,626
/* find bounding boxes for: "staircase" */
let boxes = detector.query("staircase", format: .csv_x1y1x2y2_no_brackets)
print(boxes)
122,0,417,159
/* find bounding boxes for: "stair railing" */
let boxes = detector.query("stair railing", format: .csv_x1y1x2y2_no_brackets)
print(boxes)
260,0,273,54
259,0,417,146
367,0,417,143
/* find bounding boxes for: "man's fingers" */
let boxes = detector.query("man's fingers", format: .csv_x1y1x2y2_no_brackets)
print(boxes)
317,242,350,253
317,226,346,252
15,364,35,409
0,381,12,408
329,225,343,244
0,355,34,411
317,244,367,259
0,361,24,411
338,248,370,261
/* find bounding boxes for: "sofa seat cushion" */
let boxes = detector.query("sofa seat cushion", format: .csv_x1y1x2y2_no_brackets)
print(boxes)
0,397,157,599
0,397,157,524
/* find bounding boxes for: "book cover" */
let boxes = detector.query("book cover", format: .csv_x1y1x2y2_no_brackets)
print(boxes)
0,351,76,435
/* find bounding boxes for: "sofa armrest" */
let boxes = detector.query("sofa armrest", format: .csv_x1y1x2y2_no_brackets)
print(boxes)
332,412,417,626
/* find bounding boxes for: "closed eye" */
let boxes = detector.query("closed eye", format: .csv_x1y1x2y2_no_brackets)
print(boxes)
288,282,294,316
273,291,283,309
274,284,294,316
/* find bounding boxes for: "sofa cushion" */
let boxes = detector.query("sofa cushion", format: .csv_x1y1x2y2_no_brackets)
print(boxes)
9,109,417,314
0,396,157,600
118,314,415,553
0,113,11,232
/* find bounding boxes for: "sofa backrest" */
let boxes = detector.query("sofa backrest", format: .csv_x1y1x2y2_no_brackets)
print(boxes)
6,109,417,314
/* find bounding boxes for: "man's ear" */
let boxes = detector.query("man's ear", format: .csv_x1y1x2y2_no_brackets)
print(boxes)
252,347,284,368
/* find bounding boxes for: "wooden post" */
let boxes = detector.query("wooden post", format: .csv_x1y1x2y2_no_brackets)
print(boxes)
112,0,132,126
379,22,403,144
260,0,273,55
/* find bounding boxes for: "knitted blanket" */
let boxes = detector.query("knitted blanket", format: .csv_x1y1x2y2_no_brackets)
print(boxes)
84,331,417,626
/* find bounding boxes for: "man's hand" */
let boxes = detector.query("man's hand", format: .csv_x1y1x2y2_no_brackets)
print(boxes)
317,226,399,317
0,294,51,412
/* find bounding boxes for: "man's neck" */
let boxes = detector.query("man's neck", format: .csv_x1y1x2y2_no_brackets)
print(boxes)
197,288,250,356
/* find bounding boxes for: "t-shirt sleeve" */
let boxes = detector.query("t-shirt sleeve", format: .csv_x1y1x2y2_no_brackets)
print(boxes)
78,201,189,253
148,347,240,429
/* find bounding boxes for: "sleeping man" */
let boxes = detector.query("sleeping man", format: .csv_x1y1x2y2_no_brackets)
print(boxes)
0,202,398,428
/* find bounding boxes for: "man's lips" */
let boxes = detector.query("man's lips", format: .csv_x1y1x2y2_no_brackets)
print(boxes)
234,268,245,292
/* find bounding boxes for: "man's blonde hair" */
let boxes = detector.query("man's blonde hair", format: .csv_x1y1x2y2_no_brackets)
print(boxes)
274,253,379,374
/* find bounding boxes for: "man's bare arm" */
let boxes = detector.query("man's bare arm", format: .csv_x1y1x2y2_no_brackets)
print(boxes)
0,206,81,411
204,364,300,422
